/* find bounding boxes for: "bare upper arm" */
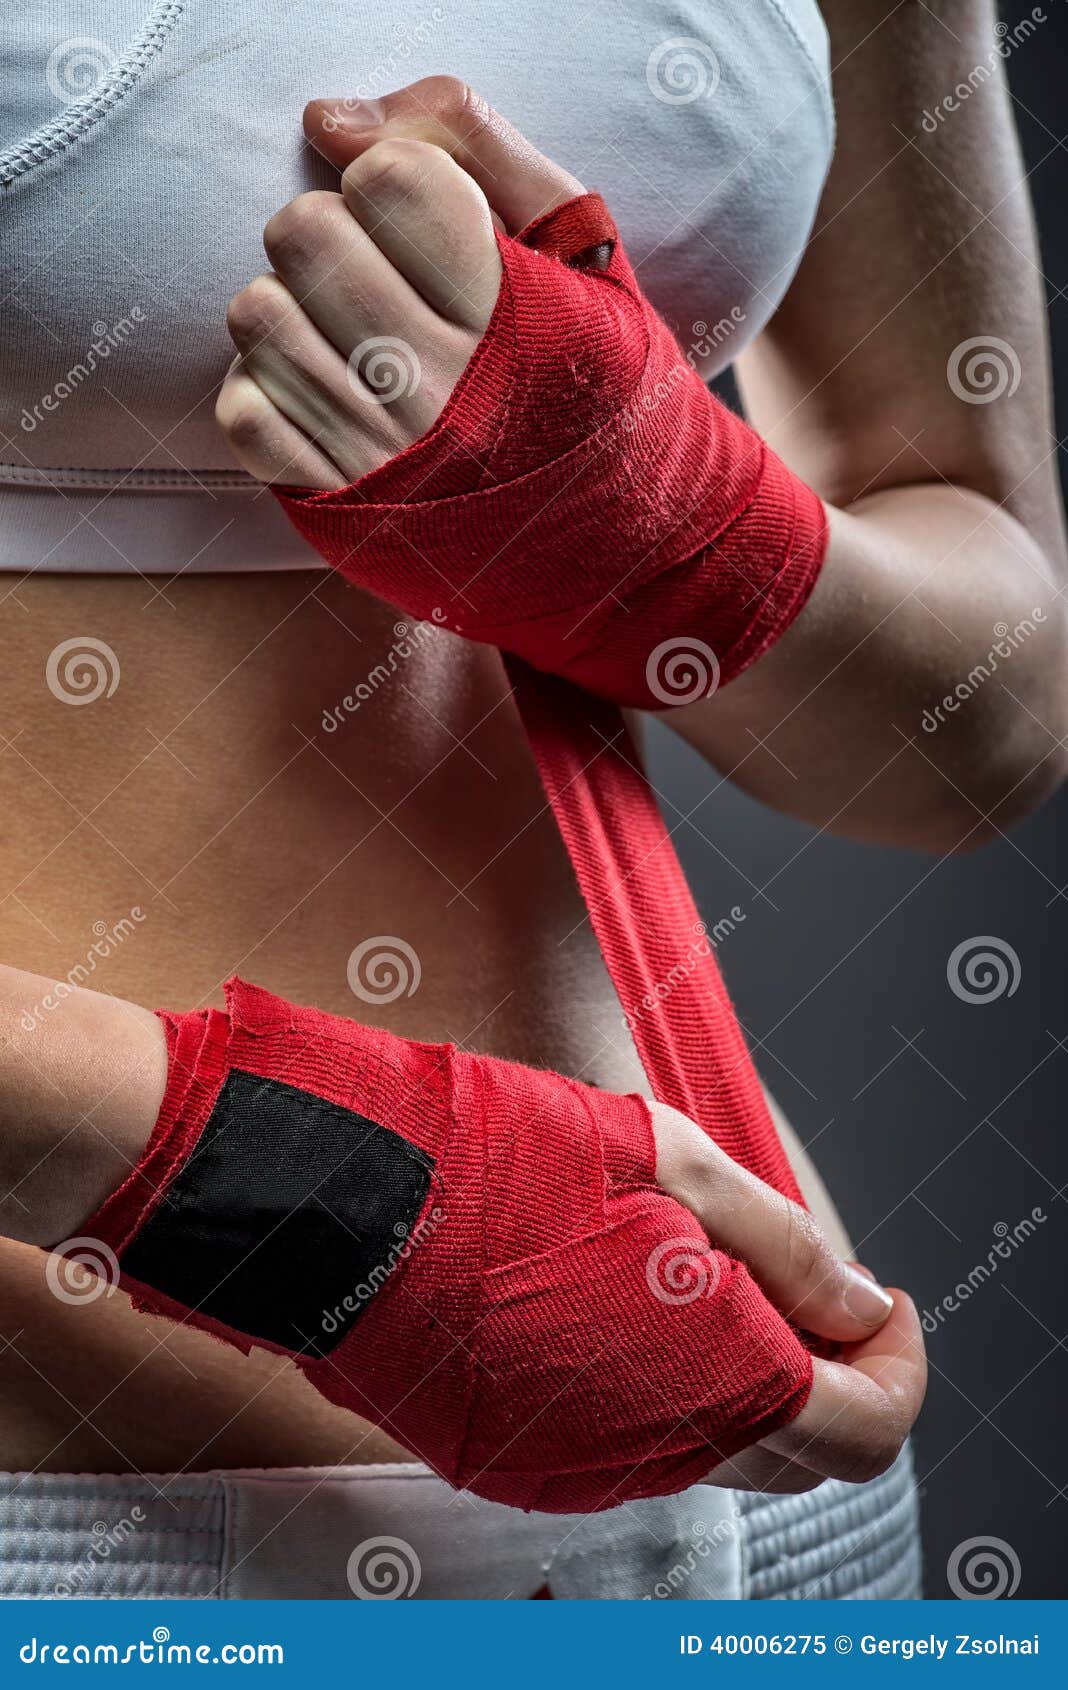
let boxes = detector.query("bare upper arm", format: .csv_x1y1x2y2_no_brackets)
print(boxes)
736,0,1066,567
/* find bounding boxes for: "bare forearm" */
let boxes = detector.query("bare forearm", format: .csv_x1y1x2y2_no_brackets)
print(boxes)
0,966,163,1247
668,0,1068,850
666,483,1068,850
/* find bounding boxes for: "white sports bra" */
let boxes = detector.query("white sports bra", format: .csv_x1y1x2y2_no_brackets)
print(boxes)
0,0,834,572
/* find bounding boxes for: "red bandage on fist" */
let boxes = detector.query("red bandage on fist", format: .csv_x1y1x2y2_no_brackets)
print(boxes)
273,192,828,706
77,978,812,1513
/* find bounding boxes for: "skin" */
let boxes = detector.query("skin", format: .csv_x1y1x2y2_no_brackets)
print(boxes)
2,1,1054,1491
676,0,1068,849
0,71,930,1496
209,82,930,1490
0,963,922,1493
224,16,1068,857
5,571,858,1477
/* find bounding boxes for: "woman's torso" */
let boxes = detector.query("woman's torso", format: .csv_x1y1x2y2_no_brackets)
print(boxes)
0,0,837,1473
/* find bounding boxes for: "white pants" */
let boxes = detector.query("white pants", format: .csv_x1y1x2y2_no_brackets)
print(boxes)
0,1450,920,1600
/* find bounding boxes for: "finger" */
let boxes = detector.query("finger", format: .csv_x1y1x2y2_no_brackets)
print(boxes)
215,366,347,489
341,138,501,330
226,274,407,480
704,1445,825,1495
262,190,443,362
650,1102,895,1343
760,1293,927,1483
305,75,583,234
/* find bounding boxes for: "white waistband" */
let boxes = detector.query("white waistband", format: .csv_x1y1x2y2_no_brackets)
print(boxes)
0,1464,736,1601
0,1451,920,1601
0,479,327,575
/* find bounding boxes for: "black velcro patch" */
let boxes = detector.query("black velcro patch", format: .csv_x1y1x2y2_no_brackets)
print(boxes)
121,1069,434,1357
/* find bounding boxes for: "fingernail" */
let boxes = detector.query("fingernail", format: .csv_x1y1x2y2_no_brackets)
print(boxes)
313,97,384,134
843,1262,894,1325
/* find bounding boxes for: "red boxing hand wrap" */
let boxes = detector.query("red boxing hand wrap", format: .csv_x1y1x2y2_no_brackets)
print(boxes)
79,978,812,1513
61,190,833,1513
272,192,828,707
509,663,803,1201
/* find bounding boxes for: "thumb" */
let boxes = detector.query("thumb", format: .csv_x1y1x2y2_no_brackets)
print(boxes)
304,75,583,234
650,1101,896,1344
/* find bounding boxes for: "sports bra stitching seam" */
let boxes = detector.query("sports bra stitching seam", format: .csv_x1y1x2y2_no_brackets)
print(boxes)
0,1,187,190
752,0,835,134
0,462,254,489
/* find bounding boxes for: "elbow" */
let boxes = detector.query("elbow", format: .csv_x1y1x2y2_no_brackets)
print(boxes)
918,620,1068,853
952,740,1068,853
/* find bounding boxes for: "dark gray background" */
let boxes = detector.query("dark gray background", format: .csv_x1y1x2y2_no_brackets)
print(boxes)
645,1,1067,1599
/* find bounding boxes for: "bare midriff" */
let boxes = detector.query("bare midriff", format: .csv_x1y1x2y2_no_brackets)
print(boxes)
0,568,848,1475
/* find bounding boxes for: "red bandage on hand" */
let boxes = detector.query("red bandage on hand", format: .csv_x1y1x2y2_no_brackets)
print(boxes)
272,192,828,706
65,190,832,1512
77,977,812,1513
